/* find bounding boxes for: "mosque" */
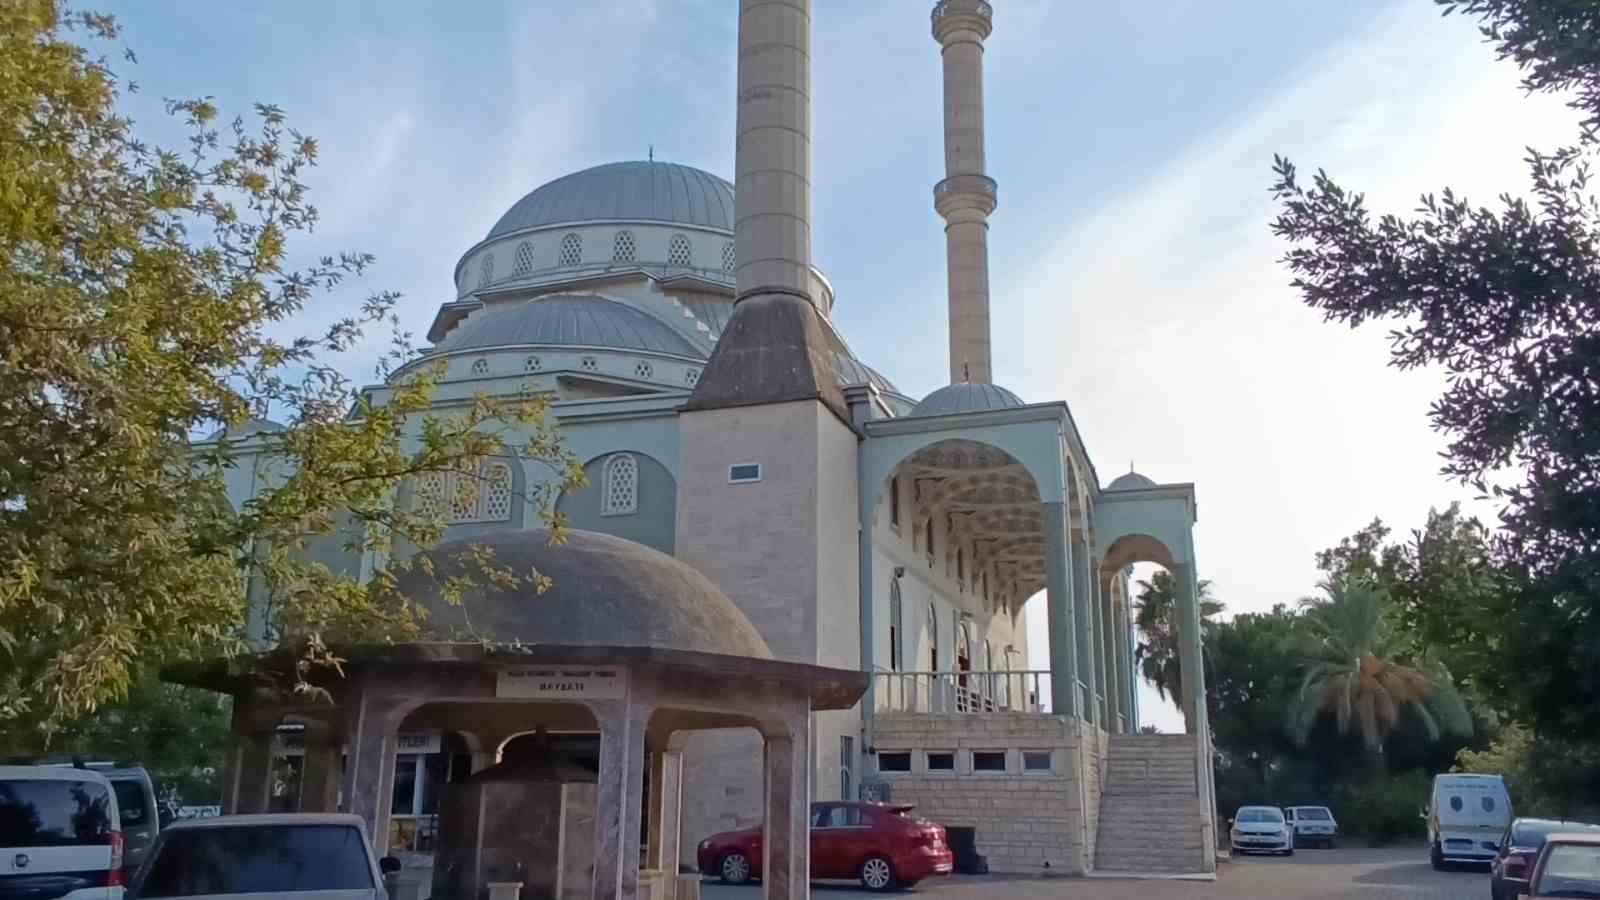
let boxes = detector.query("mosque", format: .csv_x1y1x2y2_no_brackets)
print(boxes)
202,0,1217,888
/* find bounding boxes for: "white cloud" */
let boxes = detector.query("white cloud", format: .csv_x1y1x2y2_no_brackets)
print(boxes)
1018,2,1579,732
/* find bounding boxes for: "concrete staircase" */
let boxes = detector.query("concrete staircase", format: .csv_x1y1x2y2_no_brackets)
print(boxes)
1093,734,1209,874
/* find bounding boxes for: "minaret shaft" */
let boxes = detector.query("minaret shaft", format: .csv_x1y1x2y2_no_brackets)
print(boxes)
933,1,997,385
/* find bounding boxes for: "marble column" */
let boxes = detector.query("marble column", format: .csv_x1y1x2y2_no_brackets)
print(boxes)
647,744,686,893
1070,534,1099,727
593,702,650,900
762,713,811,900
339,686,408,855
299,737,343,813
1107,574,1134,731
1043,501,1079,718
1173,562,1202,735
1092,561,1113,731
222,732,275,815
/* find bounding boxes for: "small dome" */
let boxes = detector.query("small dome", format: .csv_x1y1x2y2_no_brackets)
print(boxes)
1108,470,1158,490
908,382,1025,417
391,529,772,660
428,295,702,358
488,161,734,238
202,418,286,442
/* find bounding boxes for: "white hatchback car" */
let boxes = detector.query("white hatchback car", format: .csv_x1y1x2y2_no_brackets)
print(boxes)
1231,805,1295,856
127,813,395,899
1286,805,1339,848
0,764,125,899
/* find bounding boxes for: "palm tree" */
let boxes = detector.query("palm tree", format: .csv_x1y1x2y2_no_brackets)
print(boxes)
1133,570,1223,704
1288,578,1471,751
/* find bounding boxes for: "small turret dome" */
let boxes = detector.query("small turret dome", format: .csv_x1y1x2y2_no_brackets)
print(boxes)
908,382,1024,417
1108,470,1158,491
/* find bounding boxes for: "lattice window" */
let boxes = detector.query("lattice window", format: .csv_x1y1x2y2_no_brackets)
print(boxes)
559,233,583,267
419,460,517,524
523,355,542,373
634,360,653,379
613,230,636,262
512,241,535,276
470,358,489,376
601,453,639,517
479,253,494,288
684,368,700,386
668,233,692,267
580,356,598,372
722,241,735,273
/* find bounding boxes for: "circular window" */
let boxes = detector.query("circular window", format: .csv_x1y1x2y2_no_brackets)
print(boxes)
470,358,489,376
1449,796,1464,813
1481,796,1496,813
685,368,700,386
523,355,542,373
579,355,598,372
634,360,653,379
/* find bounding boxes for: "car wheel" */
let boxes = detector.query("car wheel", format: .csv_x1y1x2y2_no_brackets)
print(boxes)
1284,846,1295,857
860,855,897,892
719,851,753,885
1430,842,1445,871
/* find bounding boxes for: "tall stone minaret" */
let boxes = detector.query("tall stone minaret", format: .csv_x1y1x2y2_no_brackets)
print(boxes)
933,0,998,384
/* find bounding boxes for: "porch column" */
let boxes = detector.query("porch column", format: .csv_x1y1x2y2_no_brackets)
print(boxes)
1093,560,1114,731
647,741,686,892
339,684,409,854
1107,574,1134,732
1173,562,1203,735
222,731,276,815
1071,533,1099,727
1043,501,1079,718
763,713,812,900
299,735,343,813
593,701,650,900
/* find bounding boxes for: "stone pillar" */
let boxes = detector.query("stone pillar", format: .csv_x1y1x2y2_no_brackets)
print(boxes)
735,0,816,307
1106,574,1133,732
594,702,650,900
222,732,275,815
1043,501,1079,717
647,744,686,894
299,736,343,813
1092,561,1113,731
339,686,408,855
1173,562,1203,735
932,0,998,383
1070,535,1099,727
762,714,811,900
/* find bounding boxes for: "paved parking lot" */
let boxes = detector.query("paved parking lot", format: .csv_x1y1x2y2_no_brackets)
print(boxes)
701,845,1492,898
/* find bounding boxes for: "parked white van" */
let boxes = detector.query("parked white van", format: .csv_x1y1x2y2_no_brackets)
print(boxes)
1429,772,1512,869
0,764,125,898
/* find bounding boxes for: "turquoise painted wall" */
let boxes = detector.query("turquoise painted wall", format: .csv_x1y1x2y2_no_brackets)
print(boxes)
556,451,678,554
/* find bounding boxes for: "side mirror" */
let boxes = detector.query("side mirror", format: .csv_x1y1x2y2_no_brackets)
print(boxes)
379,856,403,876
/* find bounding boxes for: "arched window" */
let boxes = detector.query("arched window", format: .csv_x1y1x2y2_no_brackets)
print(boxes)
722,241,736,273
425,459,515,524
984,640,993,674
613,230,637,262
668,233,693,267
559,233,583,267
478,253,495,287
512,241,535,276
601,453,639,517
888,580,903,671
956,621,972,671
928,603,939,670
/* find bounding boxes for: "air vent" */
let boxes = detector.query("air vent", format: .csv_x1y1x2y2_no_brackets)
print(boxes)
728,463,761,484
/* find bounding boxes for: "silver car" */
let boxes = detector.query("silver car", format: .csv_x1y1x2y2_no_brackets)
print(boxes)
127,813,398,900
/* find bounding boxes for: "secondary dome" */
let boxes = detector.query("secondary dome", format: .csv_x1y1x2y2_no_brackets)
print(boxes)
392,529,773,660
428,294,702,358
908,382,1025,417
488,161,735,238
1108,470,1158,490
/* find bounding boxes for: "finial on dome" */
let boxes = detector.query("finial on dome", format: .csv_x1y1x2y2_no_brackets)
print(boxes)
963,360,971,383
648,144,654,162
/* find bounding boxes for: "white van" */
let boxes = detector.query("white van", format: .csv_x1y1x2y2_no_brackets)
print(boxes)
1429,772,1512,868
0,765,125,898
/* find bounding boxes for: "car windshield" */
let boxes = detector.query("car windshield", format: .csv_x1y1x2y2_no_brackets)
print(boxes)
1536,843,1600,897
137,824,374,897
1237,809,1283,824
1295,808,1332,821
0,779,114,848
111,780,148,827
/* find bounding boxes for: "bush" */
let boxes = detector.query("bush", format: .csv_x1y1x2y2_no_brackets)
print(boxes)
1341,771,1431,845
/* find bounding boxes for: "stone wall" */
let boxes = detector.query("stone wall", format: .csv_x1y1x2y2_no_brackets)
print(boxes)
871,713,1092,874
1077,719,1109,863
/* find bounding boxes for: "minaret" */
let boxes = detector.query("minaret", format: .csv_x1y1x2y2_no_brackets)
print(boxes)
933,0,998,384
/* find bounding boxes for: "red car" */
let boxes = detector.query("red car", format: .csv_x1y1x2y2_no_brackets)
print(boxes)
696,801,953,891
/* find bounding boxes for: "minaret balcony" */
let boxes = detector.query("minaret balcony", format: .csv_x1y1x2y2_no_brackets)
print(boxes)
932,0,993,42
934,173,998,219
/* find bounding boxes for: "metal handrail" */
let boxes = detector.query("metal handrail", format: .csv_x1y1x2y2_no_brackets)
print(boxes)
873,670,1050,715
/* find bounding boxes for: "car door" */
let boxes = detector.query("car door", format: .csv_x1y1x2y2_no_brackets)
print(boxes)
810,804,848,879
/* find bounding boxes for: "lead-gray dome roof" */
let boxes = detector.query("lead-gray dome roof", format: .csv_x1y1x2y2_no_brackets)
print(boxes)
428,294,702,358
393,529,773,660
488,161,735,238
908,382,1025,417
1108,471,1158,490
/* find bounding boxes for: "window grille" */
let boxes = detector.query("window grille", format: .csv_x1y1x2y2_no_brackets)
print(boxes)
668,233,693,267
512,241,535,276
559,233,583,267
601,453,639,516
613,230,636,262
478,253,494,287
415,460,516,524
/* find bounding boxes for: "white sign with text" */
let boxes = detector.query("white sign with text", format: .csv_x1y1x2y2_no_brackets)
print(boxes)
496,666,627,700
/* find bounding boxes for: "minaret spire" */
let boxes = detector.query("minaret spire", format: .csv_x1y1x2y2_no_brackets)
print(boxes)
933,0,997,385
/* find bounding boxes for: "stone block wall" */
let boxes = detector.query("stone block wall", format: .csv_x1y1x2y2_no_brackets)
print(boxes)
1077,719,1109,863
871,713,1092,874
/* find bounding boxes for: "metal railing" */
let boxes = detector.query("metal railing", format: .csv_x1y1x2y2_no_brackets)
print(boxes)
874,670,1049,715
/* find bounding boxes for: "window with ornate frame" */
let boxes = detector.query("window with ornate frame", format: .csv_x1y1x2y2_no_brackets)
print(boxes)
415,460,514,524
601,453,639,517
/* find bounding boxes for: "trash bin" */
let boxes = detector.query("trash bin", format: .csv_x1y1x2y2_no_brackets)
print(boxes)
945,827,988,874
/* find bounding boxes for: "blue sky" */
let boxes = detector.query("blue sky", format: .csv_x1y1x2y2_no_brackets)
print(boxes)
104,1,1580,730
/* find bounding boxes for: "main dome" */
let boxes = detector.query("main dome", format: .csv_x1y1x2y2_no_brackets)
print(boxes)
488,161,735,238
908,382,1025,417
